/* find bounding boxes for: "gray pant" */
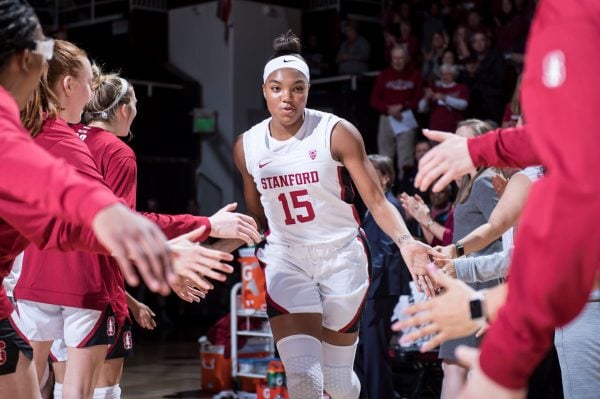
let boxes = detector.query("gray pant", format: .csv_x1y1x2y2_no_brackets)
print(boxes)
377,115,416,181
554,295,600,399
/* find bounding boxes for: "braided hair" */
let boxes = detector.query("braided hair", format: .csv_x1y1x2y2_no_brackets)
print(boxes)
0,0,39,71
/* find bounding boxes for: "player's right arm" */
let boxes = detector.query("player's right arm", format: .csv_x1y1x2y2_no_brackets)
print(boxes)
416,126,542,193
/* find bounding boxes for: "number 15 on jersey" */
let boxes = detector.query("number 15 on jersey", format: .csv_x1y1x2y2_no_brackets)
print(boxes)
277,189,315,225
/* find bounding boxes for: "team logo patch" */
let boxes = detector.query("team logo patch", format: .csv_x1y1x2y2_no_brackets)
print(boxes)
309,149,317,160
123,331,133,350
107,316,116,337
542,50,566,88
0,341,6,366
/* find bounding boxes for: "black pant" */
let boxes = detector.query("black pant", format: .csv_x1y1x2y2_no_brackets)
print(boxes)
354,295,398,399
527,340,564,399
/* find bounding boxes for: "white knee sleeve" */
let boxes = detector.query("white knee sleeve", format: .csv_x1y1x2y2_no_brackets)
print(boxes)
276,334,323,399
53,382,63,399
322,340,360,399
93,384,121,399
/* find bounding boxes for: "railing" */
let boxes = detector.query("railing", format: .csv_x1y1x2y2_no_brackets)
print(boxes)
37,0,165,30
129,79,184,97
306,0,340,12
129,0,167,12
311,70,380,91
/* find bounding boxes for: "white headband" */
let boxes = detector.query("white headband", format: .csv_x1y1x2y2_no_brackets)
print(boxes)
91,78,129,119
263,55,310,83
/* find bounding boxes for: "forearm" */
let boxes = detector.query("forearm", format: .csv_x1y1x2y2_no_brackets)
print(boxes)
422,219,447,242
444,96,468,111
484,283,507,322
141,213,211,241
204,239,247,253
126,292,138,309
455,248,511,283
460,223,506,256
468,127,542,169
370,201,412,245
421,225,435,244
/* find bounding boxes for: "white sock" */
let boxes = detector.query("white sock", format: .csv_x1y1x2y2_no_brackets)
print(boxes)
277,334,324,399
93,384,121,399
322,340,360,399
53,382,63,399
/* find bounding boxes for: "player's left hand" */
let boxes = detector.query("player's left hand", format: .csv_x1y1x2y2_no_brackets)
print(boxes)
399,240,443,297
456,346,526,399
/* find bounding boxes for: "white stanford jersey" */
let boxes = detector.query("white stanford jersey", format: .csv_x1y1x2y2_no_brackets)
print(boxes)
243,108,361,246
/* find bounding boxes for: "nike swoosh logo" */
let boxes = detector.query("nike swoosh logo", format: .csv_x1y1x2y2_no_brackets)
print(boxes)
283,59,294,63
258,161,273,168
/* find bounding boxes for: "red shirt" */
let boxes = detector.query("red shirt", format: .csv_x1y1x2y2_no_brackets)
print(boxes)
427,82,470,132
17,119,121,309
0,88,119,319
370,67,423,114
467,0,600,388
74,124,212,318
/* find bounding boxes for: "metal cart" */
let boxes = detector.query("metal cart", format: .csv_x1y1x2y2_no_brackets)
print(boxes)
230,282,275,381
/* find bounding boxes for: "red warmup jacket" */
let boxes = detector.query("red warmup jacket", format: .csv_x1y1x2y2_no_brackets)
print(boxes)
74,124,212,319
15,120,211,311
0,87,119,319
466,0,600,388
370,66,423,114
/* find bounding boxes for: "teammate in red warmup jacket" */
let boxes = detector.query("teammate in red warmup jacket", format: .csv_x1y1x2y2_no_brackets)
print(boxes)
0,3,180,397
407,0,600,396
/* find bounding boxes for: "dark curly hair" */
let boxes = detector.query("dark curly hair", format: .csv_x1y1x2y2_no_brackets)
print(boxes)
0,0,39,71
270,30,306,63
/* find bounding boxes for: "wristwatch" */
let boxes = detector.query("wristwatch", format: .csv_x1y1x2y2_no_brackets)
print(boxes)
426,219,435,228
455,242,465,257
469,291,487,328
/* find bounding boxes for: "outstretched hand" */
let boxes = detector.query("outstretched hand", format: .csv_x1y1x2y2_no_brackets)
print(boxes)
209,203,262,246
392,263,479,352
168,226,235,292
415,129,475,192
130,301,157,330
170,276,208,303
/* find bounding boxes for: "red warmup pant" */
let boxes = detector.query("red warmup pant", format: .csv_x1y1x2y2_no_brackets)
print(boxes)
473,0,600,389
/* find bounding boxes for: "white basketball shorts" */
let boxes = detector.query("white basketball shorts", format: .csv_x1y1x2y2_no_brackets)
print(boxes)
14,300,116,348
257,233,370,332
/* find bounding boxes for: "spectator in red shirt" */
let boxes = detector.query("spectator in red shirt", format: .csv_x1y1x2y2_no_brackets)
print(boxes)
418,63,470,132
370,45,423,180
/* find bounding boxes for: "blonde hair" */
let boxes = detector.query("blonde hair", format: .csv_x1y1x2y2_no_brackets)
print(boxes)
21,40,88,136
82,64,133,124
455,119,494,204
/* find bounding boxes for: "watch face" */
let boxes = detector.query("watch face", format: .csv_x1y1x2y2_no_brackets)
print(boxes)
470,298,484,320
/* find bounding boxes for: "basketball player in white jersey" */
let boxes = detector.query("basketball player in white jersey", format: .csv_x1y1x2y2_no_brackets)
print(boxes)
233,31,437,399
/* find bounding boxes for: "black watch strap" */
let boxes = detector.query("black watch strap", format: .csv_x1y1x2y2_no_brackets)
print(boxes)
455,242,465,257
